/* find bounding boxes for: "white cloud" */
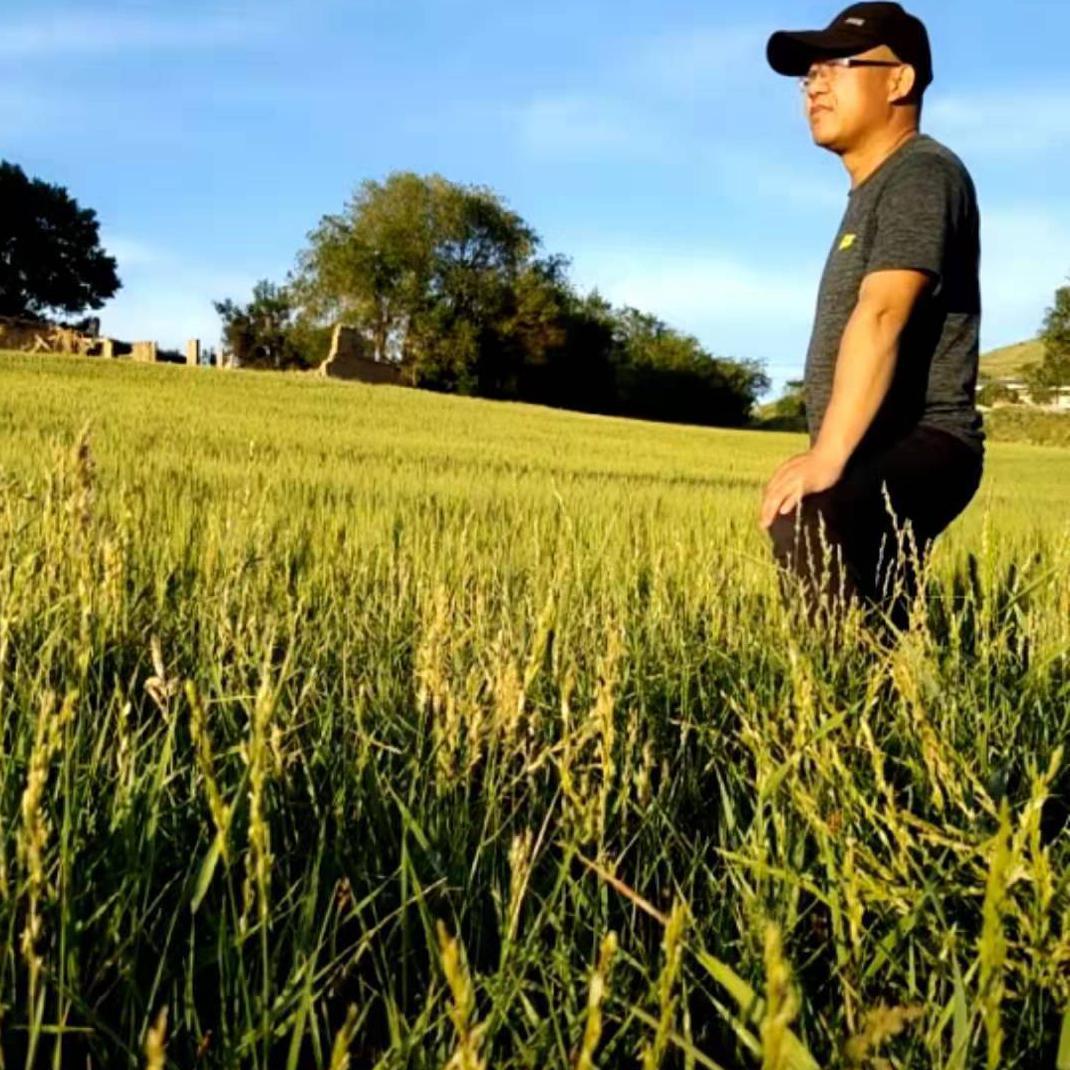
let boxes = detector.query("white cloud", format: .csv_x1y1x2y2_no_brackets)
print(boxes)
512,20,775,159
561,203,1070,397
99,274,252,355
515,95,663,158
637,23,771,97
927,88,1070,155
700,140,848,210
95,229,257,352
0,81,75,139
104,236,167,269
0,8,277,57
567,243,820,383
979,206,1070,347
99,289,228,354
576,247,818,323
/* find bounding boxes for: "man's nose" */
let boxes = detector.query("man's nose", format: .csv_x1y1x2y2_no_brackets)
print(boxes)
806,82,829,102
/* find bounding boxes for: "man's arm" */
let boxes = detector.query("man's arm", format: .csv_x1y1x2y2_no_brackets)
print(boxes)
758,267,933,529
812,267,933,467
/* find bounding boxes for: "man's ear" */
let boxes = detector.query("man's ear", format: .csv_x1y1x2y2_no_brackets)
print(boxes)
889,62,917,106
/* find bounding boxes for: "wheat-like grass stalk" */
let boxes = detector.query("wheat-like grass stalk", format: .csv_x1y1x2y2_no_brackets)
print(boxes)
574,930,617,1070
186,679,232,864
640,899,688,1070
437,919,487,1070
0,355,1066,1067
241,668,277,935
329,1003,361,1070
17,689,77,1061
760,921,800,1070
978,799,1013,1070
143,1005,168,1070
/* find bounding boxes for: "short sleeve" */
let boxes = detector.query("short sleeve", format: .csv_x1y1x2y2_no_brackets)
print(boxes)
865,156,959,298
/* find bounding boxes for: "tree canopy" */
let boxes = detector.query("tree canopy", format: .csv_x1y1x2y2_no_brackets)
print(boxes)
751,379,808,431
0,160,120,320
219,171,770,425
291,171,547,392
1025,281,1070,401
214,281,311,370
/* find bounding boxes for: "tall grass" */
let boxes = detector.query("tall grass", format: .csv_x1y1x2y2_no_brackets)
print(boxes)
0,352,1067,1068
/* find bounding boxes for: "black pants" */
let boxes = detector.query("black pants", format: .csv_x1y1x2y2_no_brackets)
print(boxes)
766,423,983,637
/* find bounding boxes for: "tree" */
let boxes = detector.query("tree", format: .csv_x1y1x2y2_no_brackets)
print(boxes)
1025,281,1070,398
751,378,808,430
289,169,771,425
609,307,770,426
0,160,120,320
214,280,308,370
516,288,619,411
291,171,545,391
976,381,1019,407
475,254,571,400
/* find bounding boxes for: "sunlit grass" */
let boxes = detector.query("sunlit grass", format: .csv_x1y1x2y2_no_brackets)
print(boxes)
0,351,1067,1068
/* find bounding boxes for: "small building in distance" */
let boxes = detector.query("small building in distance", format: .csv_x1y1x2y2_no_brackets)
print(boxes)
976,376,1070,412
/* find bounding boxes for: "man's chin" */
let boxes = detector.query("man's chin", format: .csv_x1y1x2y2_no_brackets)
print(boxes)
810,127,841,150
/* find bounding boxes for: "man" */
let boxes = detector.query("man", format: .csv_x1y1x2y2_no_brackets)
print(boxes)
758,2,985,639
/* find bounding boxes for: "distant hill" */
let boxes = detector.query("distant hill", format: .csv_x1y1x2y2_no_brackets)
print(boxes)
755,336,1046,424
979,338,1044,380
762,338,1044,395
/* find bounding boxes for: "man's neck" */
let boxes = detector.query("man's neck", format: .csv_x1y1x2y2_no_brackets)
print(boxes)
843,125,920,190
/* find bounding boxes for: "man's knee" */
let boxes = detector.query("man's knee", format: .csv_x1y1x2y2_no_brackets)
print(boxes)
767,490,841,563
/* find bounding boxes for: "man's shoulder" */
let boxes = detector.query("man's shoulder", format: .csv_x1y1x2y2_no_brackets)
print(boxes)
867,134,976,213
893,134,975,191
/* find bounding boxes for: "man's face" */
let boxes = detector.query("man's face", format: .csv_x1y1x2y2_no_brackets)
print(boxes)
802,44,908,152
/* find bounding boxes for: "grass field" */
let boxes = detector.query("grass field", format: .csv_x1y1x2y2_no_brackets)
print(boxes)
0,351,1068,1069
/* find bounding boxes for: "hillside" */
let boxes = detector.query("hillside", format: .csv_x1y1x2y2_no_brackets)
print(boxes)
979,337,1044,379
758,337,1045,418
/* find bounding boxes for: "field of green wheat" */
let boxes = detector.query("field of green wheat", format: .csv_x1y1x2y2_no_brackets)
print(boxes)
0,351,1067,1069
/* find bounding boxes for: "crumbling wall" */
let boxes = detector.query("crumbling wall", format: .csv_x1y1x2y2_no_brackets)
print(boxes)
0,314,125,357
318,324,403,384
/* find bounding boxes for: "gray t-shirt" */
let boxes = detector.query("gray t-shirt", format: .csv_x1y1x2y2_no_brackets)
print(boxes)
803,132,985,458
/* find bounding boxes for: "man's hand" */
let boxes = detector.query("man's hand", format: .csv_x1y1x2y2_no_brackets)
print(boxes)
758,448,846,530
757,269,931,531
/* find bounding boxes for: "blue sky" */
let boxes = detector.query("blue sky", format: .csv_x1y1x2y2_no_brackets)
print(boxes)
5,0,1069,399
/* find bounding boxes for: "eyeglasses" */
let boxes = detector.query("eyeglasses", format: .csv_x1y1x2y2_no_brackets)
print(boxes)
798,57,903,92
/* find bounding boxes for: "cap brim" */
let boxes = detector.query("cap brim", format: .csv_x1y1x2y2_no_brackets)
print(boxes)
766,28,873,76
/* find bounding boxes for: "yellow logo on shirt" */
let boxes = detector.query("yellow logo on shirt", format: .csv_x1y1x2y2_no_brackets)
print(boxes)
839,232,857,250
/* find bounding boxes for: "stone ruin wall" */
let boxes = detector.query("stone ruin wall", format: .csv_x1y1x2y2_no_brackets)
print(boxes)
1,315,398,381
0,315,207,365
0,315,118,357
318,324,403,385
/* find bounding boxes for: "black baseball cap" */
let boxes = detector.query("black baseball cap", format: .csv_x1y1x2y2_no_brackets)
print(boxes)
767,3,932,91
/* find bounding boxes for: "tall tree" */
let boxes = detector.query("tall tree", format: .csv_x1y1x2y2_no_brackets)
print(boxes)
289,169,771,425
516,288,619,411
214,280,308,370
753,378,807,430
0,160,120,320
291,172,543,391
609,307,770,426
1026,281,1070,399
